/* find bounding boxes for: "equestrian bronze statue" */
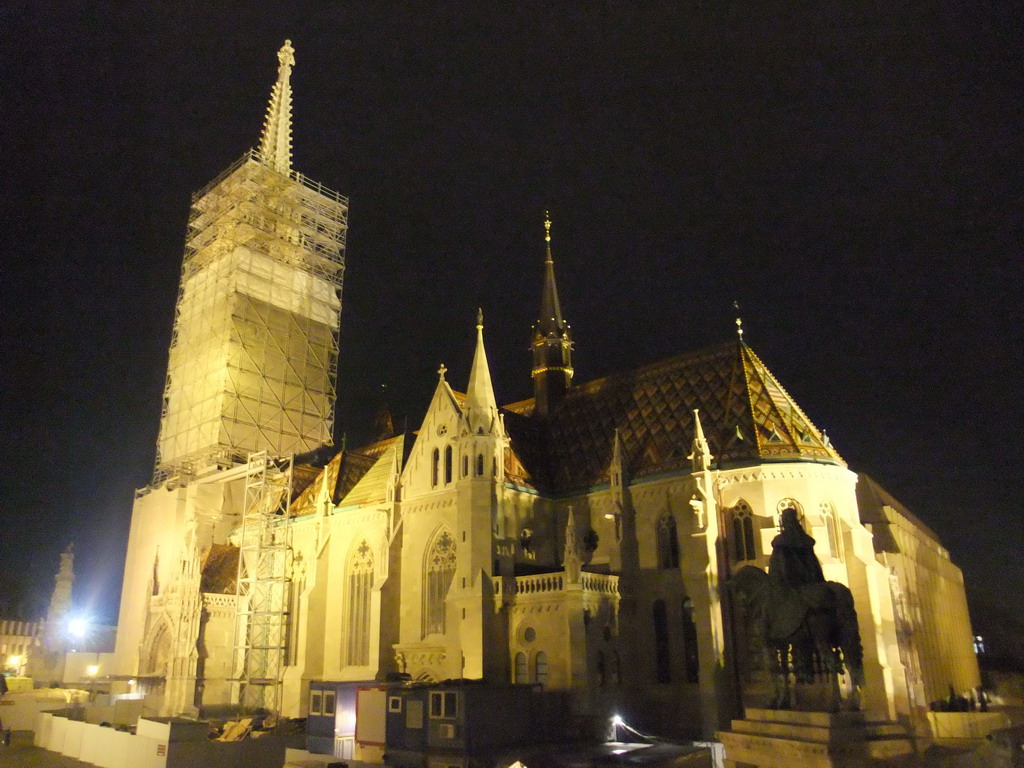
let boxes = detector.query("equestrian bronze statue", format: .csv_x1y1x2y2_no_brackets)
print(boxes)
731,507,864,710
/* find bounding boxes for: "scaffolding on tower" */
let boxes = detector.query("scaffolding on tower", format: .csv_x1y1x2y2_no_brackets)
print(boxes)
232,450,293,716
154,148,348,484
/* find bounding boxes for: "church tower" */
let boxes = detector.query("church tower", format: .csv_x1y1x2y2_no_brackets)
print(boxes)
531,213,573,417
155,41,348,480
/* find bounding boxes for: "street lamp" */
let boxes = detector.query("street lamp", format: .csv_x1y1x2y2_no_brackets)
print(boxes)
86,664,99,701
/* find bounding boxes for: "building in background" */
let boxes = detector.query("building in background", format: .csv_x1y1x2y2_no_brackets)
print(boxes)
110,41,980,758
0,548,116,687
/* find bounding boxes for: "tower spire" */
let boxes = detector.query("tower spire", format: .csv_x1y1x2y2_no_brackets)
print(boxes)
258,40,295,174
537,211,565,335
466,308,499,432
532,212,574,417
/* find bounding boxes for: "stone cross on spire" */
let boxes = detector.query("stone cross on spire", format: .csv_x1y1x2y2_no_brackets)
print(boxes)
258,40,295,174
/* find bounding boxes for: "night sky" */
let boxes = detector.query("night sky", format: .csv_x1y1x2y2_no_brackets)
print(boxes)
1,3,1021,631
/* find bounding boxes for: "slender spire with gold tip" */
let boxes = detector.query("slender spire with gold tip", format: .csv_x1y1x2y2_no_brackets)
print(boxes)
258,40,295,174
465,308,500,433
532,211,574,418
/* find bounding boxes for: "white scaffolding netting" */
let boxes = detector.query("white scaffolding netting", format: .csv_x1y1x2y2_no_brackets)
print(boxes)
155,152,347,481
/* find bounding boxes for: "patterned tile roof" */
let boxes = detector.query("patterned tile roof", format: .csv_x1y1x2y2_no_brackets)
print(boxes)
503,340,842,494
289,435,403,516
200,543,239,594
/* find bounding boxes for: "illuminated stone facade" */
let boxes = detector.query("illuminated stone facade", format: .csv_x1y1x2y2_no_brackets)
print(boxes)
111,42,980,749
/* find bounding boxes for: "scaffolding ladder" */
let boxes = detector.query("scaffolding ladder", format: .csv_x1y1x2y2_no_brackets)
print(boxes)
232,450,293,716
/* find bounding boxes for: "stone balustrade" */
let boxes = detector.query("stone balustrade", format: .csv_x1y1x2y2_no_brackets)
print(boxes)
491,571,619,601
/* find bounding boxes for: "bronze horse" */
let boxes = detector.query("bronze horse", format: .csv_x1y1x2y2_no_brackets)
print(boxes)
731,509,864,710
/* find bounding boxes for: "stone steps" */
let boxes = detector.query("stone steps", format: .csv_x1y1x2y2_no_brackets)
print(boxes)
718,709,915,767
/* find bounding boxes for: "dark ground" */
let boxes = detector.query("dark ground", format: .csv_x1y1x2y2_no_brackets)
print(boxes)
0,731,91,768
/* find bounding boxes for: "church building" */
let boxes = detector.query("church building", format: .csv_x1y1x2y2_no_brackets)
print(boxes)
110,42,980,756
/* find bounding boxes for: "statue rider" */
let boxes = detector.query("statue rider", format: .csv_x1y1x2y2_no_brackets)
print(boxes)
768,507,824,590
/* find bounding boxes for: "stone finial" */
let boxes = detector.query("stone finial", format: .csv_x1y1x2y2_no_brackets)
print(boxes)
689,409,714,473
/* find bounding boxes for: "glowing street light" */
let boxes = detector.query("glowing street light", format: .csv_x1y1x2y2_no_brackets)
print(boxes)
86,663,100,702
68,618,89,639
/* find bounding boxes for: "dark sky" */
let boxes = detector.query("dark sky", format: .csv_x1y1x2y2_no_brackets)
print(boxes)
1,3,1021,627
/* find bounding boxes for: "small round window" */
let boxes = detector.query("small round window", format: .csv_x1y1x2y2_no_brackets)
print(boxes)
523,627,536,643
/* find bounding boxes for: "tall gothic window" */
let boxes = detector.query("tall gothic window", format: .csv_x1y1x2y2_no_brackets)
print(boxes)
596,650,606,687
682,597,699,682
535,651,548,685
431,448,439,487
822,502,843,560
731,501,757,562
656,513,680,569
476,453,484,477
424,529,456,637
444,446,453,484
514,652,528,683
345,540,375,666
653,599,671,683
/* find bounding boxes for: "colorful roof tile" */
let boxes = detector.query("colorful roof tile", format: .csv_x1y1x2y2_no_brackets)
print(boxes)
504,340,842,494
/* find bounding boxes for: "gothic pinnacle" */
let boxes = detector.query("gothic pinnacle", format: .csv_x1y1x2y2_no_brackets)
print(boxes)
258,40,295,174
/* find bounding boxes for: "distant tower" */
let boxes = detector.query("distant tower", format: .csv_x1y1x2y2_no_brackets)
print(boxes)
44,545,74,647
531,213,573,417
155,41,348,479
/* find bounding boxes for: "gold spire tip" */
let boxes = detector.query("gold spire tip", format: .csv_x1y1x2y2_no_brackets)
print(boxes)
476,307,484,330
733,300,744,340
544,211,552,243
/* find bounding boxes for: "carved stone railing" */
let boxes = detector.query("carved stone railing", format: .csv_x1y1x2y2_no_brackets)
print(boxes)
492,572,619,605
580,572,619,595
516,573,565,594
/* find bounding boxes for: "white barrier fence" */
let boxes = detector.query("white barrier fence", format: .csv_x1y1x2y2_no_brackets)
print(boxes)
34,712,284,768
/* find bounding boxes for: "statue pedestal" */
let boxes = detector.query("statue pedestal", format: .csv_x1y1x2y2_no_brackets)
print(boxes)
717,708,915,767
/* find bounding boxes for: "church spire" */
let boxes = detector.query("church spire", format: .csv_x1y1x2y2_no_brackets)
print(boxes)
465,308,500,433
537,211,566,337
532,212,574,418
258,40,295,174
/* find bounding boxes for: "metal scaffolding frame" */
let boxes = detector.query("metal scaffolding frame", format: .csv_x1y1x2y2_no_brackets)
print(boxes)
232,450,293,715
155,149,348,482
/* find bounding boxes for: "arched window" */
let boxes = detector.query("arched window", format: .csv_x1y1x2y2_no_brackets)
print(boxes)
423,529,456,637
682,597,699,683
444,446,453,484
731,501,757,562
535,651,548,685
653,599,671,683
776,498,804,525
596,650,606,687
821,502,842,560
656,513,680,569
431,448,439,487
463,455,469,477
345,540,374,666
514,652,528,683
476,453,484,477
611,651,621,686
